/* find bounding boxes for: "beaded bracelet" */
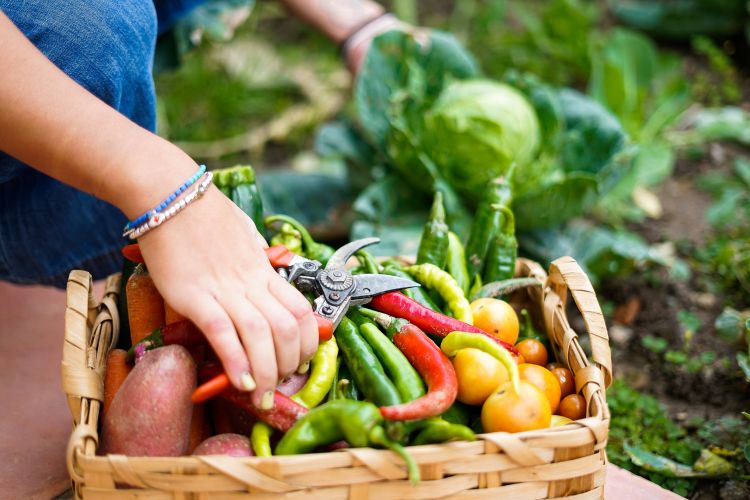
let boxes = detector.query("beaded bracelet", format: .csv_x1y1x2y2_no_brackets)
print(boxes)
125,171,213,240
123,164,206,233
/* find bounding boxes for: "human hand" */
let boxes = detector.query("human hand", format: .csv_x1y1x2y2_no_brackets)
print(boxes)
137,186,319,410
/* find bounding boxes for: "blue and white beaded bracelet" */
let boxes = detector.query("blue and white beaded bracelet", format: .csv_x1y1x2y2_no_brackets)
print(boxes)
122,164,206,235
123,170,213,240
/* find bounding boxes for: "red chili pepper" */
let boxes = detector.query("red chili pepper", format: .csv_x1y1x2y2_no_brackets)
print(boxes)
369,292,518,355
122,243,145,263
197,364,308,432
361,309,458,421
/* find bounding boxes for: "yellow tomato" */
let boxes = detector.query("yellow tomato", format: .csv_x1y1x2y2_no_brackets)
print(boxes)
518,363,561,413
470,298,519,345
453,348,509,405
481,380,551,433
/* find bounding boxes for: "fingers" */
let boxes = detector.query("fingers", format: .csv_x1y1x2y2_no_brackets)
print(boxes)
184,294,251,390
220,294,280,409
269,276,318,364
251,290,301,381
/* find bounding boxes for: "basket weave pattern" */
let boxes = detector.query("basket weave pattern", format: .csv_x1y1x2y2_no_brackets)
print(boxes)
63,257,612,499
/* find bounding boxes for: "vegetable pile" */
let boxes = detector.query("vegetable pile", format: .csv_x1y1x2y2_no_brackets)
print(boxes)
101,168,588,484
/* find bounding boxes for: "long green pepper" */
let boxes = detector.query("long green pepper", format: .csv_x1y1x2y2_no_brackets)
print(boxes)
269,223,303,255
381,264,442,312
412,418,475,446
214,165,265,239
407,263,473,324
482,205,518,283
264,214,335,264
416,191,449,268
464,175,513,281
349,311,425,403
275,400,420,484
446,232,470,295
335,317,401,408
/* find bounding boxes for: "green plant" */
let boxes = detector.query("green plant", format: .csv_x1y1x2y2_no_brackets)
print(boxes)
690,36,742,106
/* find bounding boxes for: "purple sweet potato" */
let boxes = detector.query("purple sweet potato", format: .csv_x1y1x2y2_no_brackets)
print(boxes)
193,433,253,457
100,345,196,456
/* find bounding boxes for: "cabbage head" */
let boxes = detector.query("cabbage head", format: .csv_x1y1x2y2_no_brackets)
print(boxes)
423,80,540,198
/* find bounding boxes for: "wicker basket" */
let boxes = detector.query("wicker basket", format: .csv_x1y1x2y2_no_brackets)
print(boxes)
63,256,612,499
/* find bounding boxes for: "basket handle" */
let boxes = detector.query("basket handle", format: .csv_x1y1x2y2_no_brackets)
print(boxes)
544,256,612,395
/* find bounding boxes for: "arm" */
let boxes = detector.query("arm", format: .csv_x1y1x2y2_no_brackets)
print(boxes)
278,0,405,72
0,12,318,409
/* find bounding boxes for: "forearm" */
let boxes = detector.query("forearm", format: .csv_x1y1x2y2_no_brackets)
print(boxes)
0,12,194,219
277,0,385,44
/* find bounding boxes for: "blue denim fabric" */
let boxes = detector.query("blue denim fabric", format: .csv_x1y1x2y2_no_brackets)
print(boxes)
0,1,202,287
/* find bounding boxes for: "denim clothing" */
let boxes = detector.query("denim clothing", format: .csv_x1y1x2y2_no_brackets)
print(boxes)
0,1,203,287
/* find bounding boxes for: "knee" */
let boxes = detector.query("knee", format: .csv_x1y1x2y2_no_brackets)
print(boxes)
5,0,158,127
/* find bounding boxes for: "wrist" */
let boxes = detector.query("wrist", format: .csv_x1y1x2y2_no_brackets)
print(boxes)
97,130,199,220
341,13,408,74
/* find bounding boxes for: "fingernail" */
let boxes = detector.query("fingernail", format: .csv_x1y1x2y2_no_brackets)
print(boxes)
297,361,310,374
240,372,256,392
260,391,275,410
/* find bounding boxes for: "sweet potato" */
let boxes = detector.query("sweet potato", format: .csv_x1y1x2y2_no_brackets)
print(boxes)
100,345,196,456
193,433,253,457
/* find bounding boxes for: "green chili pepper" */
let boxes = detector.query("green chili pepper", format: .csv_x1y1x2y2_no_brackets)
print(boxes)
336,361,361,401
250,423,274,457
348,311,425,403
441,331,520,393
412,418,475,446
416,191,449,268
407,263,473,324
335,317,401,408
446,232,470,295
464,175,513,281
264,214,335,264
483,205,517,283
293,337,338,408
269,223,303,255
355,249,380,275
381,264,442,312
214,165,265,239
275,400,420,484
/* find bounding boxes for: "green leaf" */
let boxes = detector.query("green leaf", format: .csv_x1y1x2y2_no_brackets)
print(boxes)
737,353,750,383
624,442,706,477
665,350,689,364
684,106,750,145
641,335,668,353
715,307,750,344
513,174,599,230
555,89,628,176
608,0,748,40
354,29,479,147
518,220,674,283
692,449,733,476
257,170,354,233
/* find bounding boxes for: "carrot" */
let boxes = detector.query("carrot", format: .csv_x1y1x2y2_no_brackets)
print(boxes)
102,349,132,416
165,302,187,325
187,404,208,454
126,264,165,345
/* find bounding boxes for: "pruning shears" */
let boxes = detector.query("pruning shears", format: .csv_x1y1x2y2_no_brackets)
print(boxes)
190,237,419,402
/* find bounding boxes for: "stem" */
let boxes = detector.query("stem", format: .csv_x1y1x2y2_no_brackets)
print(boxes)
264,214,316,251
369,426,420,485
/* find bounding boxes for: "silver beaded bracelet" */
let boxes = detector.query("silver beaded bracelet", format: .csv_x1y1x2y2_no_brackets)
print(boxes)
125,171,214,240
